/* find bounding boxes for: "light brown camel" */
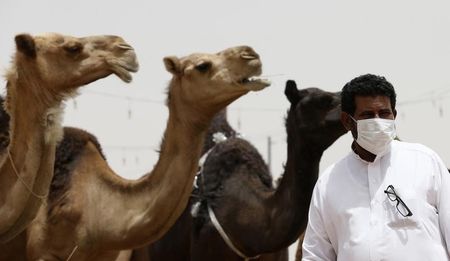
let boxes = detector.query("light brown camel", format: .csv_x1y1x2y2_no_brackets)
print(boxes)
0,33,138,243
17,46,269,261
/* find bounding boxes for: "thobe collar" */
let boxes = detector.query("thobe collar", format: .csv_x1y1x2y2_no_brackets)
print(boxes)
350,141,393,164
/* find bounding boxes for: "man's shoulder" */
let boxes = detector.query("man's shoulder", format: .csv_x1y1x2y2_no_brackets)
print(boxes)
393,140,448,175
393,140,437,159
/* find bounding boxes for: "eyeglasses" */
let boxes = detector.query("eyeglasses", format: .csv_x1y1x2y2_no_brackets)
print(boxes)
384,185,413,217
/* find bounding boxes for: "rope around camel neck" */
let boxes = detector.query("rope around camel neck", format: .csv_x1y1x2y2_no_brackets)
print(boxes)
7,149,48,200
207,204,260,261
65,245,79,261
9,148,78,261
196,132,259,260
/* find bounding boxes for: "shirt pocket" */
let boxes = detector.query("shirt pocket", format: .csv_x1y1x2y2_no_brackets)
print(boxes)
384,188,422,230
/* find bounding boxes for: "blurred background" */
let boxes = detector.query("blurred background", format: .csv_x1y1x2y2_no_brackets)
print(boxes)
1,0,449,259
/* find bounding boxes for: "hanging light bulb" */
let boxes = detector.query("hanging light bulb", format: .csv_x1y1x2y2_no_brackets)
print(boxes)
237,109,241,130
127,98,132,119
122,148,127,166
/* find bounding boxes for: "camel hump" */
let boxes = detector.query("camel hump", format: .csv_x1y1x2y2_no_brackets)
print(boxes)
57,127,106,162
49,127,106,207
201,137,272,195
191,137,273,230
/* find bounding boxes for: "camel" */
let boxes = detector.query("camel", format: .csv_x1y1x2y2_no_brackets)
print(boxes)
0,33,138,243
125,80,347,261
6,46,270,261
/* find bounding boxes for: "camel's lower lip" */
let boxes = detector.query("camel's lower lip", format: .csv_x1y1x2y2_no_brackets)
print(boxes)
112,61,139,83
113,66,133,83
121,63,139,73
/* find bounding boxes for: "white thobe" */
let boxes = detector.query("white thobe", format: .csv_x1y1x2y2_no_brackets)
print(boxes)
302,140,450,261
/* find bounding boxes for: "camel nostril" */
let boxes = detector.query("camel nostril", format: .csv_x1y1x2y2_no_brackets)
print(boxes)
117,43,134,51
240,52,259,60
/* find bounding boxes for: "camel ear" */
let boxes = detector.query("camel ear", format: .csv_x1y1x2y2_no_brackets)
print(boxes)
15,34,36,58
163,56,181,76
284,80,300,104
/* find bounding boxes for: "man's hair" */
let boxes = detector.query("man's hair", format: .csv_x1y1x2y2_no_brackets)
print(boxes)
341,74,397,115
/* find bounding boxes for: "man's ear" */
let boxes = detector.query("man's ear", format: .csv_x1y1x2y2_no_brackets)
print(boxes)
15,34,36,58
341,112,354,131
393,109,397,119
163,56,181,76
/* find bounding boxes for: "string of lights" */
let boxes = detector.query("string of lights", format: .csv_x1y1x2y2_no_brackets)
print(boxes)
75,86,449,111
82,90,165,104
103,145,156,151
72,85,448,167
398,87,450,106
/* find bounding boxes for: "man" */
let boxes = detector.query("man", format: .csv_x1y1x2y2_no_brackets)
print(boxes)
302,74,450,260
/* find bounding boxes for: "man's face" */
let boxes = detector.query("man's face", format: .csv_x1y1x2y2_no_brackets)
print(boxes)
341,95,397,138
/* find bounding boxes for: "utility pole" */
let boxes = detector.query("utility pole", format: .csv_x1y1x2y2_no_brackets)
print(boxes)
267,136,272,173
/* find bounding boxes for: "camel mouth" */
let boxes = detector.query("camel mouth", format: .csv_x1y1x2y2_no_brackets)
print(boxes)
113,68,133,83
237,76,271,91
112,61,139,83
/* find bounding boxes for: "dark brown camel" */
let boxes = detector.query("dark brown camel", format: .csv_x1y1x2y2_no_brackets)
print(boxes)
126,80,347,261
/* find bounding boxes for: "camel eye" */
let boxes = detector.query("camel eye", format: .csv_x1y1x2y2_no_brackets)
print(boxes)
195,62,212,73
64,43,83,54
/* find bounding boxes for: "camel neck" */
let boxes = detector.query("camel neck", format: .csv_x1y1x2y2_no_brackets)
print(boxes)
148,111,206,185
0,78,59,241
280,128,322,202
264,107,323,249
94,97,211,249
140,105,208,237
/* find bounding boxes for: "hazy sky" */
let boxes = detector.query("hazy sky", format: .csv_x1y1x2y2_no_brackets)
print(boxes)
1,0,449,258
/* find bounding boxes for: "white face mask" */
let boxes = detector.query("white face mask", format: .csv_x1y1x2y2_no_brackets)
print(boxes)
350,116,397,155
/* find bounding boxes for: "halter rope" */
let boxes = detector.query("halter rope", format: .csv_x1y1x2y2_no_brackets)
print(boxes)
194,132,260,261
8,149,48,200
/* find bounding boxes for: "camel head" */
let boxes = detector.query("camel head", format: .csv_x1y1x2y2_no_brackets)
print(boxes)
285,80,347,150
164,46,270,118
11,33,139,93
